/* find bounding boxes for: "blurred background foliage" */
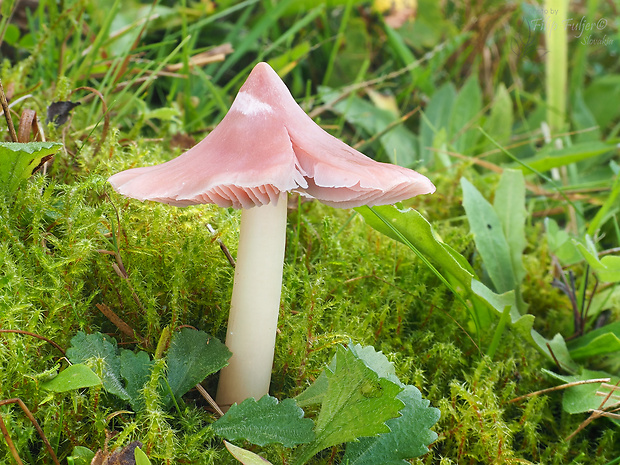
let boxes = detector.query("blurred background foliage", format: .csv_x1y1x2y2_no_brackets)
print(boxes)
0,0,619,463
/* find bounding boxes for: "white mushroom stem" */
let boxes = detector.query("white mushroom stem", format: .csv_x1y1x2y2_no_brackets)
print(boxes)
216,192,288,409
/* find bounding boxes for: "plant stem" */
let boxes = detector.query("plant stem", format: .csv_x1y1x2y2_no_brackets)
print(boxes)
216,193,287,409
0,78,17,142
486,305,511,360
545,0,568,137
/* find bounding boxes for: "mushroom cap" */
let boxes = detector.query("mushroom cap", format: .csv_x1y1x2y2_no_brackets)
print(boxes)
108,62,435,209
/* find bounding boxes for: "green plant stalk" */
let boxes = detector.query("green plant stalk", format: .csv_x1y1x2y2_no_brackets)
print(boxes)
487,306,512,360
545,0,568,136
112,35,192,122
213,0,295,82
163,377,183,417
602,455,620,465
155,326,172,360
382,19,417,83
569,0,600,96
180,0,193,129
322,0,354,87
587,173,620,236
73,0,122,80
260,5,324,60
0,0,16,46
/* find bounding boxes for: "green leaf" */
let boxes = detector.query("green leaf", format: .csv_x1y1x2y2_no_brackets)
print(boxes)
512,142,614,174
355,205,474,292
329,92,418,167
356,204,542,342
0,142,62,194
293,345,404,465
342,385,440,464
530,332,579,372
544,369,618,414
587,173,620,236
348,343,401,386
419,82,456,165
267,41,312,77
469,280,534,342
449,76,482,154
574,238,620,283
396,0,456,49
144,107,181,122
583,74,620,129
567,321,620,359
3,24,20,46
545,218,583,265
120,349,153,411
134,446,152,465
493,169,527,285
224,441,274,465
213,395,314,447
66,332,130,401
461,177,515,294
571,88,601,143
67,446,95,465
295,370,329,408
41,364,102,392
481,84,513,153
165,328,231,407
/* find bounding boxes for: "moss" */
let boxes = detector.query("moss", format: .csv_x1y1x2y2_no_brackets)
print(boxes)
2,161,620,463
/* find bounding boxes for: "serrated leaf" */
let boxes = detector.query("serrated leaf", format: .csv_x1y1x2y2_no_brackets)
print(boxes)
297,343,402,408
461,177,515,294
165,328,231,407
213,395,314,447
0,141,62,194
348,343,402,386
295,371,329,408
343,385,440,464
66,332,130,400
224,441,274,465
293,345,404,465
41,364,101,392
120,349,153,411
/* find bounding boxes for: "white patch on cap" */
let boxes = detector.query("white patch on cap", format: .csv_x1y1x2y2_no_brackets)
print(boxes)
232,91,274,116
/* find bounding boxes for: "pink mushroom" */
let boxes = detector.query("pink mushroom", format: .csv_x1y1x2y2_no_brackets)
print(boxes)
108,62,435,409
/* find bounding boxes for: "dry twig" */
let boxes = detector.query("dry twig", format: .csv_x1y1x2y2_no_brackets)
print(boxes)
0,398,61,465
0,78,17,142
